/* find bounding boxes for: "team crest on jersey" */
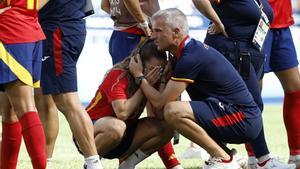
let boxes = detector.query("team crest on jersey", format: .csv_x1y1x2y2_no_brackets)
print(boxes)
203,43,209,50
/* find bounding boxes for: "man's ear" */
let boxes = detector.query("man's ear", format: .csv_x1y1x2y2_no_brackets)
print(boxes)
173,28,180,37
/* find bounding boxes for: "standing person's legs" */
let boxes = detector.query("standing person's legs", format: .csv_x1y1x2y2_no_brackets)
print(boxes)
0,92,21,169
41,29,102,168
0,41,46,169
34,88,59,167
109,31,143,65
5,81,47,169
265,28,300,167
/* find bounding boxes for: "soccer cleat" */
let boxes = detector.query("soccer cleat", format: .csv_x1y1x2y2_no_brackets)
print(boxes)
203,156,243,169
179,146,210,160
257,157,296,169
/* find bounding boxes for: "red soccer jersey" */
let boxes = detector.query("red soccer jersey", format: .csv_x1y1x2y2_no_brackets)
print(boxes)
0,0,45,44
86,69,129,121
269,0,294,28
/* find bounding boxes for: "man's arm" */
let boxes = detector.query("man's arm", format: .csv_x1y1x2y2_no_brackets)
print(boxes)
139,78,187,110
129,55,187,110
101,0,110,14
123,0,146,23
192,0,228,37
123,0,151,36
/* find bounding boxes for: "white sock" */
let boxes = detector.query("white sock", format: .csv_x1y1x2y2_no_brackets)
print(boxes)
248,156,257,165
257,154,270,164
84,155,103,169
47,158,53,169
118,149,149,169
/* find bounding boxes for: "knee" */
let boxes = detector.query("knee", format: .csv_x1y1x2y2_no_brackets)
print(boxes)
55,98,82,116
163,102,182,124
106,120,126,142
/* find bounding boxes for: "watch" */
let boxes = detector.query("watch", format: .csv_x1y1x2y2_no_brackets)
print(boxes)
135,75,146,86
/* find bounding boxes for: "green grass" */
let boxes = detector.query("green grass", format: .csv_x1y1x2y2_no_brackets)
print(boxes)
1,104,290,169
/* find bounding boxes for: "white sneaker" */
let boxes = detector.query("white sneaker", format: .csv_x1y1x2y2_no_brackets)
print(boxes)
203,157,242,169
83,161,103,169
180,147,210,160
231,149,247,169
257,158,296,169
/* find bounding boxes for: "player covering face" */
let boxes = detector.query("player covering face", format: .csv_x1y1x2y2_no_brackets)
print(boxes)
82,40,174,169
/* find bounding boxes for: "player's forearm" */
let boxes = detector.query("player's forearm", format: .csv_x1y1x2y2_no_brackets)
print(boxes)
125,89,146,116
116,89,145,121
123,0,146,23
101,0,110,14
192,0,222,25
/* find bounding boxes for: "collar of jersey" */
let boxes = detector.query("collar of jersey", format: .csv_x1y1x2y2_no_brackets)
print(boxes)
175,35,191,61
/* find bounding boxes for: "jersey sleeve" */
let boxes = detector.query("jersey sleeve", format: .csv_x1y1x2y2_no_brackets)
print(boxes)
103,70,128,102
171,51,202,84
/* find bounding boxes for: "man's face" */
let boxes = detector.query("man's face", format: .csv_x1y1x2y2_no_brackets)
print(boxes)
151,17,174,51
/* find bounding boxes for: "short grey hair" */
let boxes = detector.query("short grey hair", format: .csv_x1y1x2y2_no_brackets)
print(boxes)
152,8,189,36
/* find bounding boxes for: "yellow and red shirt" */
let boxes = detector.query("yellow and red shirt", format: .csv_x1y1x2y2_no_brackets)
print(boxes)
0,0,45,44
269,0,294,28
86,69,130,121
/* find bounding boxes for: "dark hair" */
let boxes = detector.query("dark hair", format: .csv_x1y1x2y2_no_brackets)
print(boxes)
139,39,167,66
108,39,166,97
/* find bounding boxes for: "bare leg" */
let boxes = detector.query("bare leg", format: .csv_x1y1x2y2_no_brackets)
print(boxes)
276,67,300,167
118,117,173,169
4,81,46,169
34,88,59,158
93,117,126,156
164,101,230,160
52,92,97,157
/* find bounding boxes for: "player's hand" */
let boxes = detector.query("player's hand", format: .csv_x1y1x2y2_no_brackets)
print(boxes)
138,20,152,37
0,6,11,14
208,22,228,37
145,66,161,85
129,54,144,77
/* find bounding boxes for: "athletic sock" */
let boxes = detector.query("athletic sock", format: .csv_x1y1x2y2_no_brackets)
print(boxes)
84,155,103,169
1,121,22,169
119,149,149,169
47,158,53,169
245,143,255,156
284,91,300,156
19,112,47,169
158,142,181,169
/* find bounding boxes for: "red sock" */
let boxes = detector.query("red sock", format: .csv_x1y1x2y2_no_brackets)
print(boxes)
284,91,300,155
1,121,22,169
19,112,46,169
245,143,255,156
158,142,180,169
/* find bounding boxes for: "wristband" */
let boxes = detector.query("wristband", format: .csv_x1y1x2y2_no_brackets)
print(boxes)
139,20,149,28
